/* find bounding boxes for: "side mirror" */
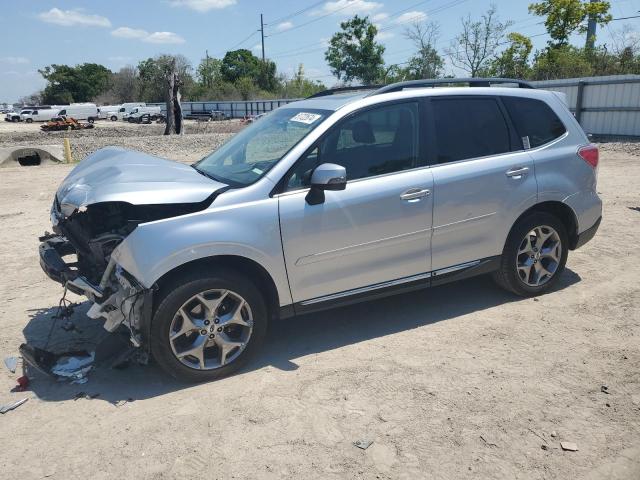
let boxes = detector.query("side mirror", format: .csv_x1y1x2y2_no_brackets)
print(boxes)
306,163,347,205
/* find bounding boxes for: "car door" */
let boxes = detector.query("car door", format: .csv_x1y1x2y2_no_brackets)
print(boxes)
428,96,538,272
278,100,434,305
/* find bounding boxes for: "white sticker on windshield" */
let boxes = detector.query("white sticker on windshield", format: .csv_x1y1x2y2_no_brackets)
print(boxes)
290,112,321,125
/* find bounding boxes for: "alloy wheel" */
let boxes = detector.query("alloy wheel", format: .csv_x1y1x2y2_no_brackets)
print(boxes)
169,289,253,370
516,225,562,287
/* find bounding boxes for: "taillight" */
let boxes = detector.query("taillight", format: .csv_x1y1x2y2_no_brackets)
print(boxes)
578,144,599,168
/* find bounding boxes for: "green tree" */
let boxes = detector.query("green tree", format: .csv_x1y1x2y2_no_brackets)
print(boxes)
529,0,612,47
221,49,260,83
196,55,222,88
446,6,513,77
486,33,533,78
280,64,326,97
325,15,385,84
530,45,594,79
137,55,193,103
39,63,112,104
403,21,444,79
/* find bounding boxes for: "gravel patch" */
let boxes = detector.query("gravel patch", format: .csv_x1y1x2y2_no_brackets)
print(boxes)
597,142,640,158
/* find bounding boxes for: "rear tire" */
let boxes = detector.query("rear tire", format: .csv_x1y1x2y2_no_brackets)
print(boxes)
493,212,568,297
26,118,33,123
87,117,95,124
110,115,117,121
150,268,268,383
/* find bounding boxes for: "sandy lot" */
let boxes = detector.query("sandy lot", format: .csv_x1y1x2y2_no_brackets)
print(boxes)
0,138,639,479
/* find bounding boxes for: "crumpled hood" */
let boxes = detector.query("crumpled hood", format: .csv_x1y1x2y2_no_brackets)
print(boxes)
56,147,227,212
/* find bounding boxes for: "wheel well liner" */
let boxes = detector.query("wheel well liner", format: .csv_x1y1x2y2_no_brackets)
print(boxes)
512,201,579,249
153,255,281,319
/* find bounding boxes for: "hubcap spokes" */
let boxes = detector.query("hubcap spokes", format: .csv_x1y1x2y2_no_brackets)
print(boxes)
169,289,253,370
516,225,562,287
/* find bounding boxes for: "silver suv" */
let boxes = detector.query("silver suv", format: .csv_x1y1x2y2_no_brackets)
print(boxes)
39,78,602,382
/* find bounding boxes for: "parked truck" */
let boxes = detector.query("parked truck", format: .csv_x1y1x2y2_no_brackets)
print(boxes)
124,106,161,122
57,103,99,123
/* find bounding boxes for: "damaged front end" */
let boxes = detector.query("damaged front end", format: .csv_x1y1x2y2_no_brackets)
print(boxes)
38,147,228,348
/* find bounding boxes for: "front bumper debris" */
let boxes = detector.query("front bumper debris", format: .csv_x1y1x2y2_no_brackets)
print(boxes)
38,234,148,344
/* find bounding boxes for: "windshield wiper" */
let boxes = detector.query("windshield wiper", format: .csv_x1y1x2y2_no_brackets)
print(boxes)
191,165,225,184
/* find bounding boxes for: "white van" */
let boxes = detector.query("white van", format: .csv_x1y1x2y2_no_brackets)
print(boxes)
124,105,161,122
20,108,60,123
113,102,146,120
98,105,121,121
57,103,99,123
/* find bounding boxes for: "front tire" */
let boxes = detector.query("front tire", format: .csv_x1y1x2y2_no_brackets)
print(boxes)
150,268,268,382
493,212,568,297
26,118,33,123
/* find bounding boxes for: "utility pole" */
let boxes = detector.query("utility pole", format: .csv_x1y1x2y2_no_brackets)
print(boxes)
205,49,210,87
585,0,597,50
260,13,265,61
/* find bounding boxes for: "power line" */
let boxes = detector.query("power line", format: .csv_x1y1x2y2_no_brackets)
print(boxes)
267,0,365,37
266,0,326,26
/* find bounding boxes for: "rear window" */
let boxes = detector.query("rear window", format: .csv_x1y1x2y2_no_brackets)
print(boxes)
432,97,511,164
502,96,566,148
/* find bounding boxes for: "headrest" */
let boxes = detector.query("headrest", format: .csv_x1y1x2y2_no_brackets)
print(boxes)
352,121,375,144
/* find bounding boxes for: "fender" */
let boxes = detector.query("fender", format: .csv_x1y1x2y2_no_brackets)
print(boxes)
111,196,293,306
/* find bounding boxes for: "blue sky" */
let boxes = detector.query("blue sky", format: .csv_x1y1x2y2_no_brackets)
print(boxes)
1,0,639,102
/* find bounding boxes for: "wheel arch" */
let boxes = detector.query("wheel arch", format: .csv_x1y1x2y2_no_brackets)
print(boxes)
509,201,579,249
153,255,282,321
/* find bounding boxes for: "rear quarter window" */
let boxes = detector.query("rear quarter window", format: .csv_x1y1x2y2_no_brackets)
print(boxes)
502,96,567,148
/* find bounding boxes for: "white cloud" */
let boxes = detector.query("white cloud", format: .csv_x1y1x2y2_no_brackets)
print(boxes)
394,11,427,25
111,27,148,39
111,27,185,44
313,0,382,16
276,21,293,32
377,31,394,40
169,0,236,12
372,12,389,22
1,56,29,64
37,8,111,27
252,43,262,52
144,32,186,44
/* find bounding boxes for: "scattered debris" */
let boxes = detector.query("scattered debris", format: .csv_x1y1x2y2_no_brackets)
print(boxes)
353,440,373,450
527,427,548,444
480,435,498,447
601,385,610,394
12,376,30,392
0,398,28,414
74,392,101,401
606,402,611,407
115,398,134,408
541,444,548,451
51,352,95,383
550,431,558,438
40,117,94,132
3,356,19,373
560,441,578,452
19,344,95,383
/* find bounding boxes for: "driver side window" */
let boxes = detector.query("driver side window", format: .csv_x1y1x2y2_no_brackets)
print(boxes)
286,101,419,191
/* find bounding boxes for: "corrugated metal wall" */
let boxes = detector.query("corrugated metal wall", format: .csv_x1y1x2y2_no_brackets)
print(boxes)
531,75,640,138
149,99,301,119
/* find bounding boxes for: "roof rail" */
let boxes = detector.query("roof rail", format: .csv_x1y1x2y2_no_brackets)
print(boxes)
306,85,383,99
368,78,534,96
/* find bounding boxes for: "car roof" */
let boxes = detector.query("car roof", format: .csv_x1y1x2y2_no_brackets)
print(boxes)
283,86,557,112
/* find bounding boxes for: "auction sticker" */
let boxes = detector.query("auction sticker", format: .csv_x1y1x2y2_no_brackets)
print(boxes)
290,112,322,124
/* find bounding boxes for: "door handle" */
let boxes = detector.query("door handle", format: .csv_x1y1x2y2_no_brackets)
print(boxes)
505,166,530,178
400,188,431,201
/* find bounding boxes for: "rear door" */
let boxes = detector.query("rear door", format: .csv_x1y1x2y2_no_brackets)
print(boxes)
429,96,538,272
279,100,434,304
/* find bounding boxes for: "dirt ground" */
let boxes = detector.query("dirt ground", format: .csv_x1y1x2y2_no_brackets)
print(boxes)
0,140,639,479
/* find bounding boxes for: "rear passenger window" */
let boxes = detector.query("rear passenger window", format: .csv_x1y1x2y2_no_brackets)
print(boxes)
432,98,511,164
502,96,566,148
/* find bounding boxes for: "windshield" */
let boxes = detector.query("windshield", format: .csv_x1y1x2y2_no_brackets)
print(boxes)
194,107,330,187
